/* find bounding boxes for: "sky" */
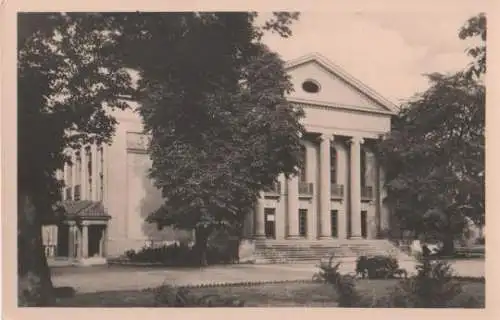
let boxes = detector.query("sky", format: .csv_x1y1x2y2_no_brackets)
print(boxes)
260,10,483,104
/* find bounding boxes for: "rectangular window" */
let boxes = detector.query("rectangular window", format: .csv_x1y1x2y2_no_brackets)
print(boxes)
86,146,92,197
299,145,307,182
330,146,337,184
331,210,338,238
99,145,104,201
264,208,276,239
65,162,73,200
361,210,368,239
74,151,82,199
299,209,308,237
66,163,73,188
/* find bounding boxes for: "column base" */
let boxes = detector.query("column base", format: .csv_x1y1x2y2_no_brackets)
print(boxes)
286,235,302,240
350,235,363,240
318,236,332,240
254,234,267,239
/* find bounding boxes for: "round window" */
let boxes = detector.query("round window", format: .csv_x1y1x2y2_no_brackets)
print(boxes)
302,80,321,93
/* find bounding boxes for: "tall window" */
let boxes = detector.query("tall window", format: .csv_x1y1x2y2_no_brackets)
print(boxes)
330,146,337,184
74,151,81,200
85,146,92,197
299,209,308,237
361,210,368,239
264,208,276,239
99,145,104,201
360,148,367,187
66,162,73,200
299,145,307,182
66,162,73,187
331,210,338,238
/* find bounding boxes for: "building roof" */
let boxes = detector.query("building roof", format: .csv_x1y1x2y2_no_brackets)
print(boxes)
58,200,111,220
285,52,400,114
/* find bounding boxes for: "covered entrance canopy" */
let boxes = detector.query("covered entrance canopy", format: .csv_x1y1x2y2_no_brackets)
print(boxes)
42,200,111,262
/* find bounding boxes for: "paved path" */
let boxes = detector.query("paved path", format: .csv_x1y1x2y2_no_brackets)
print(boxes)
51,259,485,294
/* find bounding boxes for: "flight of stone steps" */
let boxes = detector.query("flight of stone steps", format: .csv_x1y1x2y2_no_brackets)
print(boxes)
253,239,414,264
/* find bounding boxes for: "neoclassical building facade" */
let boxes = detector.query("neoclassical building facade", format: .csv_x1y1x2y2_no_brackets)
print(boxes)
43,53,399,264
241,53,398,245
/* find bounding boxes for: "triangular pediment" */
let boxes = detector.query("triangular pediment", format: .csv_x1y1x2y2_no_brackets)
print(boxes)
285,53,398,114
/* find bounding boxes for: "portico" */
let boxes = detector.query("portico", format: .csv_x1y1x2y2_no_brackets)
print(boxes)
245,52,399,244
251,132,381,241
42,200,110,266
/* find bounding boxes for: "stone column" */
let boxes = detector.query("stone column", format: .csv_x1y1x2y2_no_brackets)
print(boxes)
81,146,89,200
287,175,300,239
336,141,348,240
379,165,390,234
100,226,108,257
91,144,99,201
254,192,266,239
365,149,376,239
71,153,77,200
304,144,316,239
74,225,81,259
68,222,75,258
81,222,89,259
57,168,64,200
99,145,106,202
349,136,364,239
319,133,332,239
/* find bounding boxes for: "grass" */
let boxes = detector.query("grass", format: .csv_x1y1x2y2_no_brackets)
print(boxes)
54,279,485,308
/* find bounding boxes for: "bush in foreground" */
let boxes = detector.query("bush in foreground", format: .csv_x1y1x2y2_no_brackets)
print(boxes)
123,241,237,266
315,255,483,308
355,255,407,279
379,259,480,308
152,285,245,307
313,256,366,307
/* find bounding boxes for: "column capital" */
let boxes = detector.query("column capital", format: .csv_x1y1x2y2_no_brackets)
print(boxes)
348,136,364,145
320,132,334,142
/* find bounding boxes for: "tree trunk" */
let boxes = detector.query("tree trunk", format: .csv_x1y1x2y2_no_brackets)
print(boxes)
442,234,455,256
18,192,55,306
194,226,210,266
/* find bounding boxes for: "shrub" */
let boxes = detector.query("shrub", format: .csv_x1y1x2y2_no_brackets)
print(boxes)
313,256,366,307
124,249,136,260
382,260,465,308
356,255,405,279
152,285,245,307
124,241,237,266
475,237,485,245
126,243,195,265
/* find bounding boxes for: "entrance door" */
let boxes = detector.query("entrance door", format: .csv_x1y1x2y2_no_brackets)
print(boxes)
361,211,368,239
330,210,338,238
88,225,105,257
264,208,276,239
56,224,69,257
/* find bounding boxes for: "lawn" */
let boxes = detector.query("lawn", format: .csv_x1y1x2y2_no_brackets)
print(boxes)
54,279,485,308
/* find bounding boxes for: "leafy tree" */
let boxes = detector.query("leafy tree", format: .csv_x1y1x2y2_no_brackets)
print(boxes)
17,12,302,306
108,12,304,265
378,14,485,254
459,12,486,80
18,13,133,305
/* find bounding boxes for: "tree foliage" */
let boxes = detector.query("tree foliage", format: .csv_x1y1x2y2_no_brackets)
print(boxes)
18,13,133,305
17,12,303,302
105,12,304,264
377,13,486,252
459,12,486,80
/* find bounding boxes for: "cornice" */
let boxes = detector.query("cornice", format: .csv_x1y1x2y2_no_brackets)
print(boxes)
289,98,395,116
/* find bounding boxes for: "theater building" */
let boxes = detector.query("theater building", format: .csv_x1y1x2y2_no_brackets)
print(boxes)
43,53,401,265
